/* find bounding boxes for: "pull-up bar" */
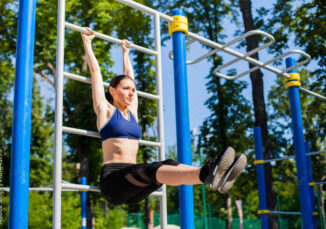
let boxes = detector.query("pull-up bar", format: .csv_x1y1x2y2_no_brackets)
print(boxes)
169,30,275,65
65,22,157,55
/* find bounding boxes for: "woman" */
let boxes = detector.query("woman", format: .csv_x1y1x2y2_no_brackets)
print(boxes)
81,28,247,206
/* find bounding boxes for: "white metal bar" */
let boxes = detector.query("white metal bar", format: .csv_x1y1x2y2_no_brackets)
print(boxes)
64,22,158,56
154,12,167,229
0,187,82,192
169,30,275,65
62,126,100,138
265,155,295,163
61,183,163,197
62,126,161,147
0,183,164,195
53,0,65,228
264,150,326,163
299,87,326,101
213,30,275,70
63,72,160,100
150,191,164,197
139,139,161,147
314,181,326,186
214,50,311,80
269,211,301,215
115,0,173,22
61,183,100,192
306,150,326,156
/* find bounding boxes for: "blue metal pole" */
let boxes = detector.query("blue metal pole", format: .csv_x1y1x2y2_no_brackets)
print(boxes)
285,57,313,228
81,177,87,229
253,127,269,229
171,9,195,229
8,0,37,228
304,142,317,228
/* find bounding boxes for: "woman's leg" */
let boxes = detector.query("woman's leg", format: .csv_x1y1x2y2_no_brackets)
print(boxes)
156,164,203,186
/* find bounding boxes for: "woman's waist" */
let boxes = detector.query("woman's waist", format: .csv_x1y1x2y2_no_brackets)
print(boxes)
102,137,139,149
102,138,138,164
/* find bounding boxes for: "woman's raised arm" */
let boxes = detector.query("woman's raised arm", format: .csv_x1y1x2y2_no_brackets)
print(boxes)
121,40,138,120
81,28,108,116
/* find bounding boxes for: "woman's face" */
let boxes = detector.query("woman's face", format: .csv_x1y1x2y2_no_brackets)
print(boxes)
110,79,136,106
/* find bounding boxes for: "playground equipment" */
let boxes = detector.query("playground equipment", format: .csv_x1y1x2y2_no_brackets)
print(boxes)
251,57,326,229
254,126,326,229
7,0,326,229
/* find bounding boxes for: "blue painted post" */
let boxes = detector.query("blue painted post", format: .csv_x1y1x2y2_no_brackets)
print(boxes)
8,0,37,228
304,142,317,228
81,177,87,229
285,57,313,228
170,9,195,229
253,127,269,229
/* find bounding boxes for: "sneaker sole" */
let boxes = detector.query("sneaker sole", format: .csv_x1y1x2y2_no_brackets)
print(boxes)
218,154,247,194
210,147,235,191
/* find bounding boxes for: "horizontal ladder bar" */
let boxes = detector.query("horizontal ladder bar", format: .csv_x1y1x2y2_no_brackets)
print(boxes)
62,126,161,147
265,155,295,163
62,183,100,192
269,211,301,215
65,22,158,56
63,72,160,100
263,150,326,163
0,185,165,195
115,0,173,22
62,183,163,197
314,181,326,186
306,150,326,156
0,187,77,192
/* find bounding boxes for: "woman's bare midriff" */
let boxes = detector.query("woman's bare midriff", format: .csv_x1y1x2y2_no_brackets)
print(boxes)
102,138,139,165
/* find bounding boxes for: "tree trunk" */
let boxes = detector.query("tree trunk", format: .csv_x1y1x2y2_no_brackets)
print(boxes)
239,0,278,228
227,194,232,229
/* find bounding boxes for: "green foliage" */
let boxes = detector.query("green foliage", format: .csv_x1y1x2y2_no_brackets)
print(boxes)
93,202,128,228
28,192,53,229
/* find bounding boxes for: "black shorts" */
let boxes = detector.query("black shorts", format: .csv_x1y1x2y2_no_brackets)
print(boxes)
99,159,180,206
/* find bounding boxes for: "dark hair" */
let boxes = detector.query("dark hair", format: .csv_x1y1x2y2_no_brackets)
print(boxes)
105,75,135,104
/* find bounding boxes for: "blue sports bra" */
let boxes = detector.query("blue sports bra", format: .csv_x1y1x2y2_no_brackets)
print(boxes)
99,108,142,141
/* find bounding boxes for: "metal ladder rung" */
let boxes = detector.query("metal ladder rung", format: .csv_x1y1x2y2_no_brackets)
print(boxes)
63,72,160,100
64,22,158,56
61,183,163,197
62,126,162,147
0,187,82,192
62,183,101,192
